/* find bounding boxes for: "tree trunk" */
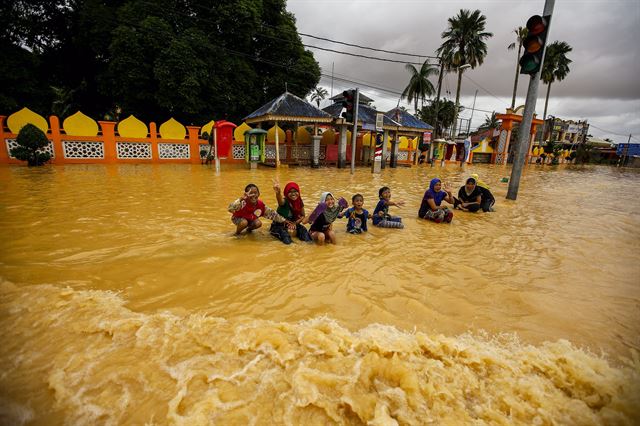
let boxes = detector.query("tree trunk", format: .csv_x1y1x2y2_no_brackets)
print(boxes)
542,82,552,140
451,68,463,141
433,62,445,138
511,42,522,109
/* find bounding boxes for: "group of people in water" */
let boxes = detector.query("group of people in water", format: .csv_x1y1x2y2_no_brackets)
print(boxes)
228,174,496,245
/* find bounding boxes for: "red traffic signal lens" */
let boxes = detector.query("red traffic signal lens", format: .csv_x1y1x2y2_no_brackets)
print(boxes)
526,15,547,36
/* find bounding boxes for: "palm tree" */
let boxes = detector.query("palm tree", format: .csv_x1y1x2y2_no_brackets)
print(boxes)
507,27,528,110
401,60,438,114
309,87,328,108
479,112,499,130
436,9,493,140
541,41,572,122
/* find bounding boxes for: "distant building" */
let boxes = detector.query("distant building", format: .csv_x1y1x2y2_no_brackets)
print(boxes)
544,117,589,144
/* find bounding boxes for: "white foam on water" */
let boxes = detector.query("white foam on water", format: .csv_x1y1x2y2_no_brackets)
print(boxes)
0,283,639,425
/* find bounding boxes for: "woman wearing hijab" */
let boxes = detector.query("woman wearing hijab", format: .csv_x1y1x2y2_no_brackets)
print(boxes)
271,180,311,244
470,173,496,212
418,178,454,223
305,192,347,245
454,177,482,212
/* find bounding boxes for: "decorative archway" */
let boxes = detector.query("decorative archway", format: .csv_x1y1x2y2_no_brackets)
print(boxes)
494,106,544,164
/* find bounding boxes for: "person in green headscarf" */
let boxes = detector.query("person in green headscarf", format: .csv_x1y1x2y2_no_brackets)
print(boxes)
470,173,495,212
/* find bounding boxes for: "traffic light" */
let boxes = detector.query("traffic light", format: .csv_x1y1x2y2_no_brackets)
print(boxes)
519,14,551,75
341,90,355,123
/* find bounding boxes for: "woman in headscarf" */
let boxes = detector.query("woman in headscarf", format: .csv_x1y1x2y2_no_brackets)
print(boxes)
454,177,482,212
305,192,347,245
418,178,454,223
271,179,311,244
470,173,496,212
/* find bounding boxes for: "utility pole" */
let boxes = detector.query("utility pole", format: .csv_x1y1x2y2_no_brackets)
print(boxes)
350,88,360,174
430,60,445,167
330,62,334,97
507,0,555,200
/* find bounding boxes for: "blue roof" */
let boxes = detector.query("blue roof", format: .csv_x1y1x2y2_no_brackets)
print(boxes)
384,108,433,130
322,103,401,127
244,92,332,121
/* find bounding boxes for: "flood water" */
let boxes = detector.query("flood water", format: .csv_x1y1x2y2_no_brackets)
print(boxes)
1,163,639,425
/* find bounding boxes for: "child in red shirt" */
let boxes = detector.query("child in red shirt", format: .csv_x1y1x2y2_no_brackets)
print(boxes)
228,184,287,235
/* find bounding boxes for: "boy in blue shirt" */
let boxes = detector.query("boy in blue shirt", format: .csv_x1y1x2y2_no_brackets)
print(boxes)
372,186,404,229
340,194,369,234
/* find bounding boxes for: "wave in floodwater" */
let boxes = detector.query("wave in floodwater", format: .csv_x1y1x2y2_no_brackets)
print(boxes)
1,281,639,425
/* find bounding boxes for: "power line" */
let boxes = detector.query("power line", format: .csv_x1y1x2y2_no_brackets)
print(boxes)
298,32,438,59
303,44,424,65
146,0,439,63
462,74,508,104
588,123,638,140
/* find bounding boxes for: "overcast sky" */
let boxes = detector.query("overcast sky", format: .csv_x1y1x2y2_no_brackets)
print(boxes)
287,0,640,144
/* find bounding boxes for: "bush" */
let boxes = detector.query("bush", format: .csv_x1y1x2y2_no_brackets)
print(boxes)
11,124,51,166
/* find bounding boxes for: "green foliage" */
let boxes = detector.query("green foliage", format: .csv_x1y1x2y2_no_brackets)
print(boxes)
543,140,564,164
541,41,572,120
436,9,493,71
309,87,328,107
401,60,438,113
417,99,461,137
478,112,499,130
11,124,51,166
0,0,320,124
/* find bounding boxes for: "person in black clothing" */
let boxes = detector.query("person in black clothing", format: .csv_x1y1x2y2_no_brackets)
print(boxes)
453,177,482,212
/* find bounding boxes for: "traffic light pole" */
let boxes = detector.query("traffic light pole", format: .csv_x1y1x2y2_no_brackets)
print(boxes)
507,0,555,200
350,89,360,174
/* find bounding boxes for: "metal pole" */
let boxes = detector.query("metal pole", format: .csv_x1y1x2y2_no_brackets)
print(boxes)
507,0,555,200
350,88,359,174
213,126,220,172
331,62,334,98
466,90,478,135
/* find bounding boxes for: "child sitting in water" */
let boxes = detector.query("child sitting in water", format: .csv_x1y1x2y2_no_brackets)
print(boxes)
372,186,405,228
418,178,454,223
304,192,347,245
270,179,312,244
339,194,369,234
228,184,288,235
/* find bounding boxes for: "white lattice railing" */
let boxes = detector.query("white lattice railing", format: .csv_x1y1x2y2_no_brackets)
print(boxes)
63,141,104,159
158,143,190,159
116,142,152,159
6,139,55,159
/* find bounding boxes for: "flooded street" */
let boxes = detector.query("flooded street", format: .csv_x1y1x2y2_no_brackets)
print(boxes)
1,163,639,424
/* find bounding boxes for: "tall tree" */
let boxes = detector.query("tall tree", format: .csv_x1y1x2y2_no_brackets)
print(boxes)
401,60,438,113
507,26,528,110
541,41,573,122
479,112,499,130
417,98,461,137
436,9,493,139
309,87,328,107
0,0,321,124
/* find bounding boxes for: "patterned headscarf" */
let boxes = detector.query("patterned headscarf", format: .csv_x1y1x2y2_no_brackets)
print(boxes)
283,182,304,219
320,192,340,223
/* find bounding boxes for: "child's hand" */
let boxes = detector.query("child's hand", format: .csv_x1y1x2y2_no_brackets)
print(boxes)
272,178,281,193
396,200,405,207
443,182,453,193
